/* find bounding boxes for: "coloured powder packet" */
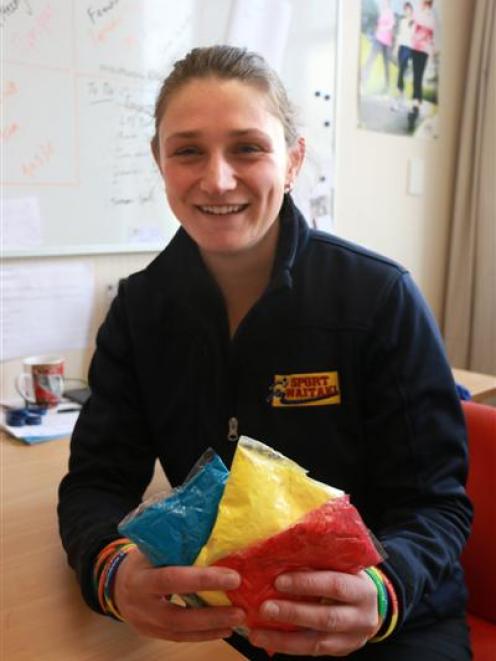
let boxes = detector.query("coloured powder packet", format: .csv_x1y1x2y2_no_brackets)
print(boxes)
119,436,385,645
214,496,384,630
194,436,345,606
118,448,228,567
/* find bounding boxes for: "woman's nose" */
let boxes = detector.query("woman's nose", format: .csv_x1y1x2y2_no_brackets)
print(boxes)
200,155,236,195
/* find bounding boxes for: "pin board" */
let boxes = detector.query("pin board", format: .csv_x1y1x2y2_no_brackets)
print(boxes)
1,0,338,257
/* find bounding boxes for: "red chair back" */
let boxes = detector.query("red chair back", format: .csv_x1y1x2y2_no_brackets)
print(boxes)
461,400,496,622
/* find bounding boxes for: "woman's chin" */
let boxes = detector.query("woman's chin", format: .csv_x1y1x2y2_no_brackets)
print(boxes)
199,240,252,258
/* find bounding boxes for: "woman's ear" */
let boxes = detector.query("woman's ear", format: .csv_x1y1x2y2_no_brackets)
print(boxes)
150,136,161,172
286,136,306,186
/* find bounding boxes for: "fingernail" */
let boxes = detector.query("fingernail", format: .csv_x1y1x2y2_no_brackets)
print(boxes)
221,572,241,589
231,609,246,625
262,601,279,618
275,575,291,591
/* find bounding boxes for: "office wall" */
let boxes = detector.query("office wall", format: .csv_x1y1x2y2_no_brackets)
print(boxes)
334,0,474,320
0,0,475,399
1,252,151,399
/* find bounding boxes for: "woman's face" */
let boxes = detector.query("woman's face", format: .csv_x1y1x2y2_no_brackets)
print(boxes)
155,77,303,258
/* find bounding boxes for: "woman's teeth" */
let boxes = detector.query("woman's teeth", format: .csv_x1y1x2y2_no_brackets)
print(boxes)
198,204,247,215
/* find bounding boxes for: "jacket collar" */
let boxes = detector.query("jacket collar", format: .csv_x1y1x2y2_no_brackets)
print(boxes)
269,193,310,291
146,193,310,298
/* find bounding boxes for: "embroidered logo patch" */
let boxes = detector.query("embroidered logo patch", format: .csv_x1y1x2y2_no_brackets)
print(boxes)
271,371,341,407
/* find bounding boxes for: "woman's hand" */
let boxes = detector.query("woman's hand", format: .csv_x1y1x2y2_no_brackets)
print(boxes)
249,570,380,657
113,549,245,642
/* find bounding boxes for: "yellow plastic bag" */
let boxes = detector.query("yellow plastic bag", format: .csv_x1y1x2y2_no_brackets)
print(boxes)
194,436,343,605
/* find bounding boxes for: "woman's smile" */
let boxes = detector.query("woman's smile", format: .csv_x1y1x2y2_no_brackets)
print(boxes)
194,203,250,216
155,77,302,258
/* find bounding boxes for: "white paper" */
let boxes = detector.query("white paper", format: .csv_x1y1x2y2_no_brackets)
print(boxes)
0,262,95,360
1,197,43,250
226,0,292,72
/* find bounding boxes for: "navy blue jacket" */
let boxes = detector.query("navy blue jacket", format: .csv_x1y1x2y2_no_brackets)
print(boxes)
58,195,471,636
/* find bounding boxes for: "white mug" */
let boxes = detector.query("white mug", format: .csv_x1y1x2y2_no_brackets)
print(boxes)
16,355,65,407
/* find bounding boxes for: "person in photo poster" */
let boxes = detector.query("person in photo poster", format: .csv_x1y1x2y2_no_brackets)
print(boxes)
391,2,415,111
408,0,437,130
360,0,395,94
359,0,441,137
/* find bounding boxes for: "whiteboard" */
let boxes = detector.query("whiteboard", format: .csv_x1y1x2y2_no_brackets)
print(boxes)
1,0,337,257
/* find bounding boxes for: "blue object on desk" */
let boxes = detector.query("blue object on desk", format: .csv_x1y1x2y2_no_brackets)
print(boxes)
6,408,43,426
456,383,472,401
6,408,28,426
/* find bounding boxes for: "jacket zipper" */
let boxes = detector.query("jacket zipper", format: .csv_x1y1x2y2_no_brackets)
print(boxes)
226,337,239,442
227,416,239,442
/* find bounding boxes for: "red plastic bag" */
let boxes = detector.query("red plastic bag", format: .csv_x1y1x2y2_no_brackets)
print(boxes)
214,496,383,630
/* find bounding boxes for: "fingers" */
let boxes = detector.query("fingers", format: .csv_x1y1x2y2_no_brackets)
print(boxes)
249,570,380,656
114,553,246,642
275,570,367,604
148,565,241,596
249,628,368,657
158,601,245,633
139,622,236,643
124,599,245,641
259,600,371,633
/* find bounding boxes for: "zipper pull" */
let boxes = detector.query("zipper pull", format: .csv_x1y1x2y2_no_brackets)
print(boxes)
227,416,239,442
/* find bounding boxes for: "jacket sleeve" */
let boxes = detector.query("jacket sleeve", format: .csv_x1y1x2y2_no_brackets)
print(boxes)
58,281,156,613
362,271,472,628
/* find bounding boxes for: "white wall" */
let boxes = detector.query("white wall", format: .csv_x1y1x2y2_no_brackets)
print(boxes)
0,0,475,399
1,252,151,399
334,0,474,320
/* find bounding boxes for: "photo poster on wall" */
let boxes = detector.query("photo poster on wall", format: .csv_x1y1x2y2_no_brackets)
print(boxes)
358,0,442,138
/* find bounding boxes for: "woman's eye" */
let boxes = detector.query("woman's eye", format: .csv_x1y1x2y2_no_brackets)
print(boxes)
236,144,262,154
173,147,201,157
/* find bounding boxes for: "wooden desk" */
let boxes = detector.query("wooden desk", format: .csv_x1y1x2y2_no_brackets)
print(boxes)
0,434,245,661
452,368,496,403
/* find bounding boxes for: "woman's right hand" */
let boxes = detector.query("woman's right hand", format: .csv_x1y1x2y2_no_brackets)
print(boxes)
113,548,246,641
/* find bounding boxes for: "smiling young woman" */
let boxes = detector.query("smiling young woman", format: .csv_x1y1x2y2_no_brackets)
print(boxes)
59,46,472,660
157,78,302,258
154,76,304,335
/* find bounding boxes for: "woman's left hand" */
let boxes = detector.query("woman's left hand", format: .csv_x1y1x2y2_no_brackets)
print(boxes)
248,570,381,657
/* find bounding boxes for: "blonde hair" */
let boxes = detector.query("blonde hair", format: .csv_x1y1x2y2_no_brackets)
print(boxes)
151,45,299,158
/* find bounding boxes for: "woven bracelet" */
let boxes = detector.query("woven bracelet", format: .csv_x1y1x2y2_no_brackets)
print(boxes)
93,537,132,596
95,541,136,620
102,548,133,621
368,568,399,643
363,566,389,621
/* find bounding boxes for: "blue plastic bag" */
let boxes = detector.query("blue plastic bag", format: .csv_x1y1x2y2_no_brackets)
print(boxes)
118,448,228,566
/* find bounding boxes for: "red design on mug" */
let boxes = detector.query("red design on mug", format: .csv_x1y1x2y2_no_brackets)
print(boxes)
16,355,64,408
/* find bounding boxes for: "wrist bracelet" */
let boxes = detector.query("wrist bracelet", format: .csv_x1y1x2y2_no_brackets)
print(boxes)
93,537,132,594
94,538,136,620
102,547,135,621
368,568,399,643
363,566,389,621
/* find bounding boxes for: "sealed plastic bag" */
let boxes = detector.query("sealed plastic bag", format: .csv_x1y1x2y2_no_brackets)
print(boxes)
214,496,384,630
118,449,228,567
194,437,344,606
195,437,343,567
